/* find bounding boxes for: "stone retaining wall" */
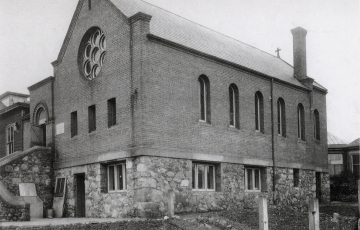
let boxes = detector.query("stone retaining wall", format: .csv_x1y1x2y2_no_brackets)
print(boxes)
0,198,30,221
0,148,54,217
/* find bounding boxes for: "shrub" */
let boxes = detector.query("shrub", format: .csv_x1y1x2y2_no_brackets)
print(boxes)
330,171,358,202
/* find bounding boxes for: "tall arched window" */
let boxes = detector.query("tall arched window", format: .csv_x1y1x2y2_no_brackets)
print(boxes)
6,124,15,155
255,91,264,133
314,109,320,140
36,107,46,125
297,103,305,140
198,75,211,123
229,84,239,128
277,98,286,137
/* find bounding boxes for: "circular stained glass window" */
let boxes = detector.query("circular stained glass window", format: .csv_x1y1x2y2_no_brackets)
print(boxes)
79,28,106,80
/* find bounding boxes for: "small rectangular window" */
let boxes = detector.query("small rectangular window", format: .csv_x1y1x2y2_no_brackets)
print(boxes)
88,105,96,133
328,154,343,176
245,167,261,191
54,177,66,197
71,111,78,137
107,162,126,192
107,98,116,127
293,168,300,187
192,162,216,191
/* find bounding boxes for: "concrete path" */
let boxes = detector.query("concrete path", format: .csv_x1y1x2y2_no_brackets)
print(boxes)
0,217,138,228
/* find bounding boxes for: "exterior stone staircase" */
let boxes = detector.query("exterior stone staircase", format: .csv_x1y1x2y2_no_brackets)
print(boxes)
0,146,51,221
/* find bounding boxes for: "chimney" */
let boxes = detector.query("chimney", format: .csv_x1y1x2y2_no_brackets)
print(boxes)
291,27,308,80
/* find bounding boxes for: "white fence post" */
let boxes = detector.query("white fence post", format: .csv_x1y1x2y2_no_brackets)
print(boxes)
167,190,174,217
258,195,269,230
308,197,320,230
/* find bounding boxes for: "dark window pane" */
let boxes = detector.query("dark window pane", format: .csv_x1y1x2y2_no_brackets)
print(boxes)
198,165,204,189
88,105,96,132
207,166,214,190
229,87,234,126
247,169,253,190
108,166,115,191
199,79,205,120
192,163,196,189
254,169,260,190
71,111,78,137
117,164,123,190
108,98,116,127
255,95,259,131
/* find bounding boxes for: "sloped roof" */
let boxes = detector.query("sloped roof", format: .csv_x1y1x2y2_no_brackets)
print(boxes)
348,138,360,147
328,132,347,145
0,91,29,100
110,0,325,90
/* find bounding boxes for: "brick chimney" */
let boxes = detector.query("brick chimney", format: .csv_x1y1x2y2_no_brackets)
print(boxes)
291,27,308,81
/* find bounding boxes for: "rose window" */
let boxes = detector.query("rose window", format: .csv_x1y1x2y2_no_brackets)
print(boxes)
80,28,106,80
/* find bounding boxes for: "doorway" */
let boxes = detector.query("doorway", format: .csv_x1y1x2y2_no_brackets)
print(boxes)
316,172,322,203
75,173,86,217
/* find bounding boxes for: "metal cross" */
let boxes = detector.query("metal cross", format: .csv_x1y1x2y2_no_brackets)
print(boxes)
275,48,281,58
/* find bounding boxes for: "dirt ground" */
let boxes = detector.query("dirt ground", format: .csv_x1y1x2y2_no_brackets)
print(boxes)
1,202,358,230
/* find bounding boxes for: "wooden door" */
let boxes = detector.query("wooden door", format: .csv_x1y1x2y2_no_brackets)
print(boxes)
76,174,85,217
316,172,321,203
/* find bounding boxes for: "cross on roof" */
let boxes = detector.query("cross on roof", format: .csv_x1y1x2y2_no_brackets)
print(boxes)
275,48,281,58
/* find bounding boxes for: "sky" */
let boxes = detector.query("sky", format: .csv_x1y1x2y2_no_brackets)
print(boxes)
0,0,359,143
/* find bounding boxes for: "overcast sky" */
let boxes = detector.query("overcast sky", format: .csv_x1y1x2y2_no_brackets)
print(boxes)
0,0,359,143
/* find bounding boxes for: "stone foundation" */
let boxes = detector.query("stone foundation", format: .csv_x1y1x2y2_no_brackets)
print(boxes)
55,156,330,217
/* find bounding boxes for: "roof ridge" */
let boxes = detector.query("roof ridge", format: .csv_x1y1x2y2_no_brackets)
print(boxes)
141,0,286,62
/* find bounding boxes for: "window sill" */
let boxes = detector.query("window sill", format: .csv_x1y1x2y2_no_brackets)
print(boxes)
70,135,78,140
277,134,287,140
314,139,321,144
198,120,212,127
297,139,306,144
192,189,218,193
107,190,127,195
245,190,262,193
228,126,241,132
255,130,265,135
88,131,97,135
108,124,118,130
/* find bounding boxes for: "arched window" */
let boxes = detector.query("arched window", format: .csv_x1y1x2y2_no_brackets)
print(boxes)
198,75,210,123
255,92,264,133
229,84,239,128
297,103,305,140
36,107,46,125
277,98,286,137
314,109,320,140
6,124,15,155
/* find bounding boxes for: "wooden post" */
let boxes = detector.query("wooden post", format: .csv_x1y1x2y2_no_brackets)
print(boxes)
308,197,320,230
258,195,269,230
167,190,174,217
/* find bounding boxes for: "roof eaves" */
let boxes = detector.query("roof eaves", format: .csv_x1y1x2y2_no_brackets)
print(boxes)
0,102,30,116
0,91,29,100
51,0,85,67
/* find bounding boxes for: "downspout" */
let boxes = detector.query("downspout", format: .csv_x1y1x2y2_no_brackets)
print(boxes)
271,78,276,202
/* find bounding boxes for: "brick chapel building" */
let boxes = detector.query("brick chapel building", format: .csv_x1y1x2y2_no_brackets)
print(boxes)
23,0,329,218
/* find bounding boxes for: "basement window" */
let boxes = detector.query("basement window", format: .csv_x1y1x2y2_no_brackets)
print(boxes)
293,168,300,187
108,162,126,192
245,167,267,192
192,162,217,191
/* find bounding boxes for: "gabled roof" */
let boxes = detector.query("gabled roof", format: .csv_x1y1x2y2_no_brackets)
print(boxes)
328,132,347,146
54,0,327,92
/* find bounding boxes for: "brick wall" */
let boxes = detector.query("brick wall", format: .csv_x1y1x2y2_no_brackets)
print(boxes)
53,0,133,166
50,0,327,173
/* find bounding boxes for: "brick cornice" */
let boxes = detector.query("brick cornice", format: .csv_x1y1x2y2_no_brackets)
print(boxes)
128,12,152,24
28,77,54,92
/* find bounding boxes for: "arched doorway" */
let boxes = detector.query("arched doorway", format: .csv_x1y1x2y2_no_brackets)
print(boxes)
31,104,48,147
